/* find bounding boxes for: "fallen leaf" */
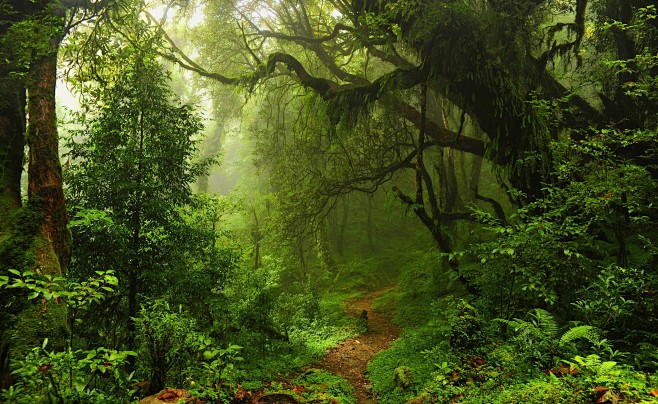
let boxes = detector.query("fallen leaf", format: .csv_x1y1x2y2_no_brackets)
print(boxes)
594,386,618,404
133,381,150,391
38,364,52,373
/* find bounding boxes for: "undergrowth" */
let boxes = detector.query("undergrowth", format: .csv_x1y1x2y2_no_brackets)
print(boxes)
367,248,658,404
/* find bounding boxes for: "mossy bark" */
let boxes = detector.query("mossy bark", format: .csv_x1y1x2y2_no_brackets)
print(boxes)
0,3,70,387
0,40,28,394
0,79,26,215
27,39,70,274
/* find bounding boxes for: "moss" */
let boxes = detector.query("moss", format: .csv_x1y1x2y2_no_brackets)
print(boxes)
0,207,41,272
33,233,60,275
1,206,69,363
9,299,68,359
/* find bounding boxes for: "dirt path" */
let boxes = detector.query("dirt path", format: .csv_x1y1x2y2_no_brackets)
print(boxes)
139,288,400,404
315,287,400,403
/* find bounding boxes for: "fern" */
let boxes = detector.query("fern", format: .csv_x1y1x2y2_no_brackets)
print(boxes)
571,354,618,376
596,360,618,376
496,309,559,341
573,354,602,368
528,309,559,340
559,325,598,347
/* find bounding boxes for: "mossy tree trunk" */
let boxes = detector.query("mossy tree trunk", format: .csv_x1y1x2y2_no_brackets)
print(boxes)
0,80,26,213
27,37,70,275
0,0,70,389
0,74,27,393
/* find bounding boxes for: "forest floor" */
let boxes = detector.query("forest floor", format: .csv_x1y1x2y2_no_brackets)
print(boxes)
313,286,400,403
140,287,400,404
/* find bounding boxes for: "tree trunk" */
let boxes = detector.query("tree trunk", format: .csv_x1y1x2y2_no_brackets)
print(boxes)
336,195,349,256
0,79,26,214
27,41,70,274
252,207,261,269
2,13,71,381
0,83,26,387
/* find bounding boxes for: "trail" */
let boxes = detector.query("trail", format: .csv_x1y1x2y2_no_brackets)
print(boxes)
315,286,400,403
139,287,400,404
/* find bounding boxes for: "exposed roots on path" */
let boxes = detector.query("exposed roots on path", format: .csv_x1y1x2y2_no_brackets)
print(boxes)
314,286,400,403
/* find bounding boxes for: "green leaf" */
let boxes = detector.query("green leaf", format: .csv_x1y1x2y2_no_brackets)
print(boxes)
597,361,617,376
203,350,218,360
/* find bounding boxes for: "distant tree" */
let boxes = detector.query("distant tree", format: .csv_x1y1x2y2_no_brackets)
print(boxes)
154,0,656,289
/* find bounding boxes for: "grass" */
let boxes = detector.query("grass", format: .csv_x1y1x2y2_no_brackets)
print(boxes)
366,247,459,403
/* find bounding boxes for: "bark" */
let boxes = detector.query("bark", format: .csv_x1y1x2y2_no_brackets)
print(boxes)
127,110,146,352
27,42,71,273
252,207,261,269
0,3,70,385
0,79,26,213
365,194,373,252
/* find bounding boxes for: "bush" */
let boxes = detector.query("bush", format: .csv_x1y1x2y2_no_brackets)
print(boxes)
1,340,136,403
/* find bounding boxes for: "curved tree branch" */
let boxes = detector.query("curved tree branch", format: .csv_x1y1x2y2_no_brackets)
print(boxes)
254,23,354,44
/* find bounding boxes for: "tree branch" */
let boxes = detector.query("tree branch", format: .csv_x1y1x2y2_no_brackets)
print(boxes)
254,23,354,44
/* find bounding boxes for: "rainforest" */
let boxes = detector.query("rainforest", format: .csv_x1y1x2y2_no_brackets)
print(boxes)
1,0,658,402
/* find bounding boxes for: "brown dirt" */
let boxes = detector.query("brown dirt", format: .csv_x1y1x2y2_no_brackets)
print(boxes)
315,286,400,403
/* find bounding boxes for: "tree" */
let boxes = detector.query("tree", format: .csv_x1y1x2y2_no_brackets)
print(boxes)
65,47,212,350
0,0,98,387
143,0,656,290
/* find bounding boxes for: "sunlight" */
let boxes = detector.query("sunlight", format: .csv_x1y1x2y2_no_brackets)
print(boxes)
235,0,277,29
147,2,205,28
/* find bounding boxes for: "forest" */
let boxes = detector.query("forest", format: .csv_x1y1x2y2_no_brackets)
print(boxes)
1,0,657,402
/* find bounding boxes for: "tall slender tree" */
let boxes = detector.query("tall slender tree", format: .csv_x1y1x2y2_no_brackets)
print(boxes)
65,47,212,350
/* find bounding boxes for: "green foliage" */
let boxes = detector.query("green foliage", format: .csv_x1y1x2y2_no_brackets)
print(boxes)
368,320,450,403
287,369,355,403
1,267,119,354
272,291,320,339
559,325,600,348
393,365,413,389
462,122,658,322
565,355,658,403
476,377,584,404
1,269,117,309
184,342,243,402
390,248,455,328
0,10,64,77
1,340,136,403
449,299,484,351
0,262,135,401
62,43,237,353
133,299,246,400
573,265,658,339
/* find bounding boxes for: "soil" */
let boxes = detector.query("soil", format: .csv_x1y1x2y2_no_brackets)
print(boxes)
314,286,400,403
